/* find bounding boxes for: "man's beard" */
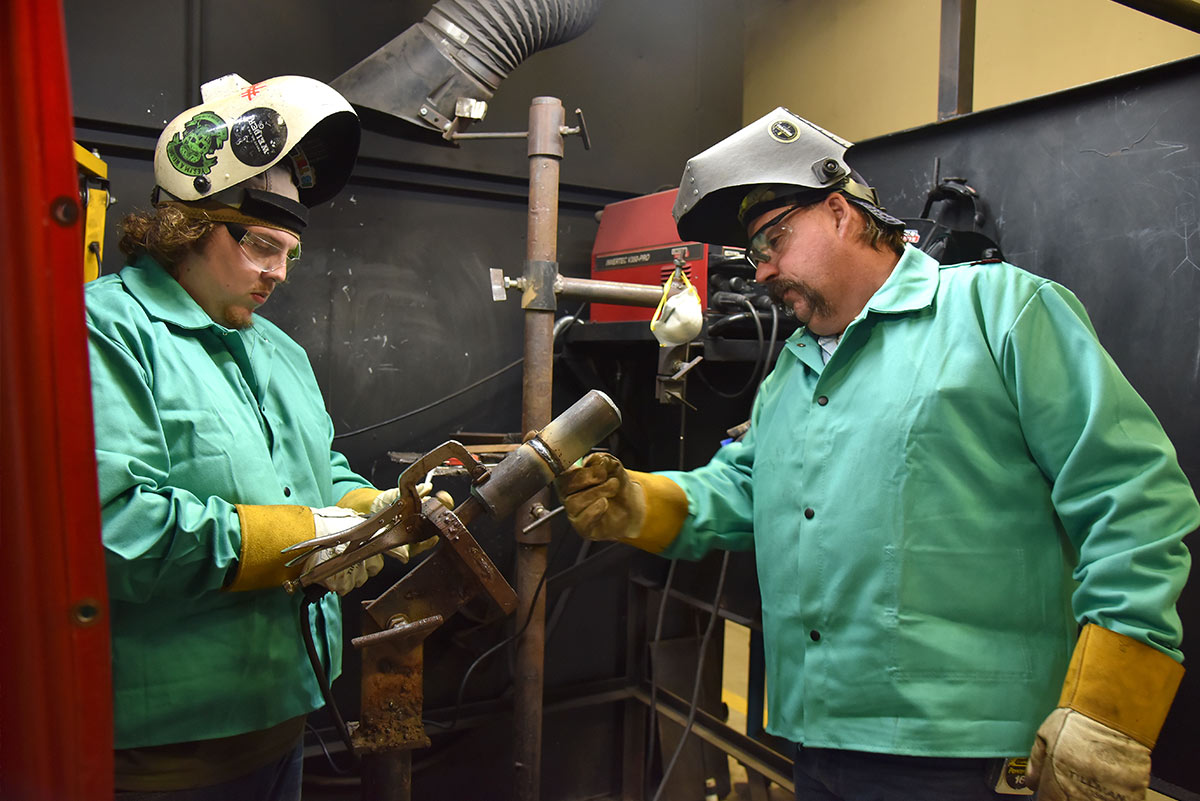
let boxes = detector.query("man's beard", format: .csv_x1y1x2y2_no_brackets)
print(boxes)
766,278,832,320
221,306,254,330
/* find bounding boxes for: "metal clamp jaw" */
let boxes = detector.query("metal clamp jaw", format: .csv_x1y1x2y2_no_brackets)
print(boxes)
287,391,622,758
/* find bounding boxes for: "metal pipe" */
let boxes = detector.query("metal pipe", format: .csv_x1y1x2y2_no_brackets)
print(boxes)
938,0,976,120
555,275,664,307
514,95,564,801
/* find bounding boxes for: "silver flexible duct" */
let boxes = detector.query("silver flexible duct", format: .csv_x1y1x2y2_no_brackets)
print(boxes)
333,0,603,140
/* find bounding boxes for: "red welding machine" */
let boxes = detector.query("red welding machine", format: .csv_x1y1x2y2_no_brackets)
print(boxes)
589,189,710,323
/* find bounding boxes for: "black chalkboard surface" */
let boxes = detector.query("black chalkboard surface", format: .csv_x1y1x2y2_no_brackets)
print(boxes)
851,56,1200,793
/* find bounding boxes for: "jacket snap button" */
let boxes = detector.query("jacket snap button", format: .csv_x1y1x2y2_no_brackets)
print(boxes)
810,630,821,642
283,487,291,497
804,508,815,519
817,396,828,406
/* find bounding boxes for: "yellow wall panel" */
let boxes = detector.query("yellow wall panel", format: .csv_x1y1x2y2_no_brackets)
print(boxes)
744,0,1200,141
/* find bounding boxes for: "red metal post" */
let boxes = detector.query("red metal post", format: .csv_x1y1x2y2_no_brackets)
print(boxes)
0,1,113,799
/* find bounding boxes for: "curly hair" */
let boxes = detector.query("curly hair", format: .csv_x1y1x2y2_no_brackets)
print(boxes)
118,205,216,269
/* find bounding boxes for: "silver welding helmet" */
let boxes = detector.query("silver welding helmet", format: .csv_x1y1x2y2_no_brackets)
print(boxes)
672,107,903,247
152,74,361,237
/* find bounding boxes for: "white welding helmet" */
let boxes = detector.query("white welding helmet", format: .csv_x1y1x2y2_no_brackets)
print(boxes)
672,107,903,248
152,74,360,235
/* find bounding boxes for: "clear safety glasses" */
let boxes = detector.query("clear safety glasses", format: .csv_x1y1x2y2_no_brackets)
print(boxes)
225,223,301,273
746,205,802,267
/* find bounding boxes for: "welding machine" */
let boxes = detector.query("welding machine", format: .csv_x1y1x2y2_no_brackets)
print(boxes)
589,189,712,323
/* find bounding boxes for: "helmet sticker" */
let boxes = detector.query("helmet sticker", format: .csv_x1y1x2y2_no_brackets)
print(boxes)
231,108,289,167
166,111,229,177
289,146,316,189
768,119,800,143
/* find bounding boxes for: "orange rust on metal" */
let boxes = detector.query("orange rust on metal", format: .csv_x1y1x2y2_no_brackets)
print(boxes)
354,629,430,755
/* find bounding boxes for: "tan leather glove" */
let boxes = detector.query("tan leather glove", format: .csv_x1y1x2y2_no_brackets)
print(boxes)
554,452,688,553
228,503,383,593
1027,624,1184,801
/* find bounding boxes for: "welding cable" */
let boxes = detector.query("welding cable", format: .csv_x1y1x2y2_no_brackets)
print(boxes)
545,537,592,640
424,527,568,732
305,721,354,776
644,557,679,789
651,549,732,801
332,357,524,440
300,591,359,770
695,296,766,399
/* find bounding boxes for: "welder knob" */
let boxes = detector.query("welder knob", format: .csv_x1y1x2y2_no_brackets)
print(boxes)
193,175,211,194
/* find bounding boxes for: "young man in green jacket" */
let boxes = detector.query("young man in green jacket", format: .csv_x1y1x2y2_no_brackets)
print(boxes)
88,74,397,798
557,108,1197,801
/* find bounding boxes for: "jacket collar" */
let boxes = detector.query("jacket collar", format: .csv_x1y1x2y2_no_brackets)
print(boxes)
863,244,940,316
782,245,940,372
121,253,223,331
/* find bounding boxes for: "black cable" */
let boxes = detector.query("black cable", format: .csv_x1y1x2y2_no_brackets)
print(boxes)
300,592,359,770
545,538,591,640
305,722,353,776
332,357,524,440
645,558,678,790
758,304,779,387
651,550,732,801
696,298,766,399
424,530,567,732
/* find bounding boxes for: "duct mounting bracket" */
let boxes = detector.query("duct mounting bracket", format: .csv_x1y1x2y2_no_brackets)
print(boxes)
418,99,454,132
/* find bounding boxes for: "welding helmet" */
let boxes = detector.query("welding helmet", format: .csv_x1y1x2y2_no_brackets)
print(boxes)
152,74,360,237
672,107,903,248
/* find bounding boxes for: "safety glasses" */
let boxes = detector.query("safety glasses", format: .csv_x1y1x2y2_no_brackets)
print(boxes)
746,205,801,267
225,223,301,273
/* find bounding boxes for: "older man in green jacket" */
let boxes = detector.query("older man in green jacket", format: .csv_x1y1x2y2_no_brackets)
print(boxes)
87,74,394,799
558,108,1196,801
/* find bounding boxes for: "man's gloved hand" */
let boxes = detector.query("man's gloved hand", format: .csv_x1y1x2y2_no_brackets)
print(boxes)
1026,624,1184,801
304,506,384,595
554,453,688,553
367,482,453,562
556,453,648,541
1028,708,1150,801
367,482,454,515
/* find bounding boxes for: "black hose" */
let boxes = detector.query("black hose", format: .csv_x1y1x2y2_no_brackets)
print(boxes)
300,591,359,769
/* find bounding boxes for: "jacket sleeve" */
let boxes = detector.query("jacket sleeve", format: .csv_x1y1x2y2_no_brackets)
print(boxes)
1002,282,1197,660
88,317,243,602
656,420,759,561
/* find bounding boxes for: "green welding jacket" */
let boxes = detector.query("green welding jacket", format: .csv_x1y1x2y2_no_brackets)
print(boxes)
85,254,373,748
658,246,1197,757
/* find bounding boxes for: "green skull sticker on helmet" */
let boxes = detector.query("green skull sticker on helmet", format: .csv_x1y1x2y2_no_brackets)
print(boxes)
166,111,229,177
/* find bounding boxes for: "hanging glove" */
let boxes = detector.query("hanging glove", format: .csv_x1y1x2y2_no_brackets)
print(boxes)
368,482,454,562
650,271,703,347
228,503,382,593
554,452,689,553
1027,624,1184,801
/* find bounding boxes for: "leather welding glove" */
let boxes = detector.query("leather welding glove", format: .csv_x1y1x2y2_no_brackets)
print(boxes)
368,482,453,562
1026,624,1185,801
554,452,688,553
228,503,382,594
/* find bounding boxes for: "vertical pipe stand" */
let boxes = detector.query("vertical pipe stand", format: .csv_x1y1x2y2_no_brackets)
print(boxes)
513,96,566,801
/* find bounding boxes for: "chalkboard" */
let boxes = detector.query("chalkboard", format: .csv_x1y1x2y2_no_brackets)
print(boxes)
851,56,1200,793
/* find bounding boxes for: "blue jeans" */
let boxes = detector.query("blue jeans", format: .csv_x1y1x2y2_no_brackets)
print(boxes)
114,740,303,801
791,744,1021,801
